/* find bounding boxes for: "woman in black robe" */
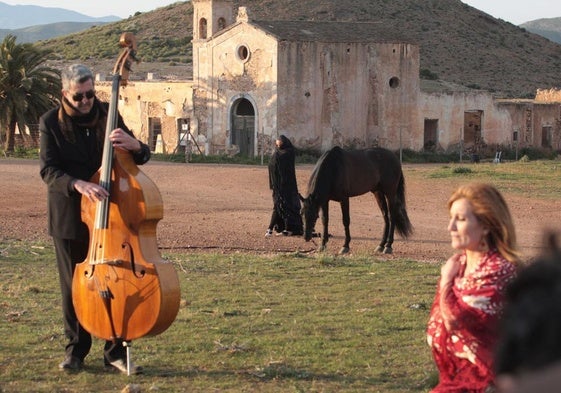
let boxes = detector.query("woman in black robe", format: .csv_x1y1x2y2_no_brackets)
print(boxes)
265,135,303,236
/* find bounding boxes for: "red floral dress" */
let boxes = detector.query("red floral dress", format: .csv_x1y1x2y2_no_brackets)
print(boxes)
427,250,517,392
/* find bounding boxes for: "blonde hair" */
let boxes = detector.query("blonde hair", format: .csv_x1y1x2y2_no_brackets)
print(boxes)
448,182,520,264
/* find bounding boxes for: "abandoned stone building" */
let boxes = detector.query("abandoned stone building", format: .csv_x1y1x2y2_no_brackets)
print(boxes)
95,0,561,157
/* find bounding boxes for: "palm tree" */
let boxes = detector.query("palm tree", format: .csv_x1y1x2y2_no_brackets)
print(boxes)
0,34,61,153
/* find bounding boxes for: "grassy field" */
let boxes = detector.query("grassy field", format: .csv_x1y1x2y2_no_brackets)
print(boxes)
422,160,561,199
0,241,439,392
1,160,561,392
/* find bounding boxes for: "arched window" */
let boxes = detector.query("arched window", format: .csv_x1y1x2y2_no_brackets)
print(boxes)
199,18,207,39
217,17,226,31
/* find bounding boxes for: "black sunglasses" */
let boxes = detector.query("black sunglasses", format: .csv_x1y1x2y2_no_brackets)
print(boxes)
71,90,95,102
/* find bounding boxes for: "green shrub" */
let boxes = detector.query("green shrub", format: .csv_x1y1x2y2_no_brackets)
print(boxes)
420,68,438,80
401,149,459,163
452,166,473,174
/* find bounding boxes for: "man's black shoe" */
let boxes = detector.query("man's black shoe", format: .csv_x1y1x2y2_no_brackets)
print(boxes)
59,356,83,371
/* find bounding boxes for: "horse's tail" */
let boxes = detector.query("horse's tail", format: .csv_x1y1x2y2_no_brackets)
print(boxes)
394,173,413,238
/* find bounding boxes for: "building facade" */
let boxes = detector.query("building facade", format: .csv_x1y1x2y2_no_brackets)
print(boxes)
95,0,561,157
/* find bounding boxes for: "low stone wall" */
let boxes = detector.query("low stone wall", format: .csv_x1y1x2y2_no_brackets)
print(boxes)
535,88,561,103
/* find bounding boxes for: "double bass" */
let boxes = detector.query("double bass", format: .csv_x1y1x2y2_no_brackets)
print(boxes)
72,33,180,365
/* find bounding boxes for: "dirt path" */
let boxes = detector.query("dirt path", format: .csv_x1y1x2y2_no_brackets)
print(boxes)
1,158,559,262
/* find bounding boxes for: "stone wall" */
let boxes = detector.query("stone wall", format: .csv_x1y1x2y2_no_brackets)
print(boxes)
277,41,420,151
535,88,561,103
96,79,194,154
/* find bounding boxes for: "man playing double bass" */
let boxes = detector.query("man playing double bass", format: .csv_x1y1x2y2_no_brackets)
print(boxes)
39,64,150,374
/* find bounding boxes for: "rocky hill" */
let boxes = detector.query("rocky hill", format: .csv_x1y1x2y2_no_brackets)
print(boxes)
0,22,111,43
521,17,561,45
37,0,561,99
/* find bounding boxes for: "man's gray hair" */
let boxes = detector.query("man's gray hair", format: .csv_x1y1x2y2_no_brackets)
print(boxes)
61,64,94,90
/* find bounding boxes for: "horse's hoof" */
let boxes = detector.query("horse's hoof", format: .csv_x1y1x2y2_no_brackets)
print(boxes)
375,245,384,253
383,247,393,254
339,247,350,254
318,245,326,252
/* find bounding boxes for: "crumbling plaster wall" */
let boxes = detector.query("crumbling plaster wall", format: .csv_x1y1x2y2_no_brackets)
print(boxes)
96,80,194,154
276,41,420,151
418,91,510,151
535,88,561,103
496,101,561,149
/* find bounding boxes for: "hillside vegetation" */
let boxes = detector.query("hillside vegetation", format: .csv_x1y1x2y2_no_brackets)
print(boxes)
41,3,192,63
37,0,561,98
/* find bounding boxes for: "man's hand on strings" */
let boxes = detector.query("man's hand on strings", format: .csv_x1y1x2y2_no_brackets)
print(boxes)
109,128,142,152
73,180,110,202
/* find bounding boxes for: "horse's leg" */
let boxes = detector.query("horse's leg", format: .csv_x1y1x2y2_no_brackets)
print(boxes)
339,198,351,254
319,202,329,251
383,194,399,254
374,192,392,254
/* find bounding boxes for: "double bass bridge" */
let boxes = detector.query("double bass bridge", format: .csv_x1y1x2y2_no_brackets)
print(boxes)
91,258,125,266
90,241,145,279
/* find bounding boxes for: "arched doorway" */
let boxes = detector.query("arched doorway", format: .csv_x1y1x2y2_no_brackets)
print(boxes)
231,98,255,157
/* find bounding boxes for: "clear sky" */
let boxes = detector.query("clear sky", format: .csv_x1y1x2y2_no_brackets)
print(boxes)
462,0,561,25
1,0,561,25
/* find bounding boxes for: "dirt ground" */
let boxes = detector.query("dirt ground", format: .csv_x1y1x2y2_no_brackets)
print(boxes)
1,158,560,263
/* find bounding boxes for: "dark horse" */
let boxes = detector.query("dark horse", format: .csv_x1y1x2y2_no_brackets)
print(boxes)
300,146,413,254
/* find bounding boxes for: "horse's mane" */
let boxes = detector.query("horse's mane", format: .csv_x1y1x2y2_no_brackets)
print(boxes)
307,146,343,200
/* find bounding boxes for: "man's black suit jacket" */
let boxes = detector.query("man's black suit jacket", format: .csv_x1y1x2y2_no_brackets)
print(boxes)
39,102,151,239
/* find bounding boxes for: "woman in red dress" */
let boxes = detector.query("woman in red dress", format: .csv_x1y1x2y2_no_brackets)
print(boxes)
427,183,521,392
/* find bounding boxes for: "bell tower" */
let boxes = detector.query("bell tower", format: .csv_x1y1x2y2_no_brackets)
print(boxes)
191,0,236,146
192,0,234,41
